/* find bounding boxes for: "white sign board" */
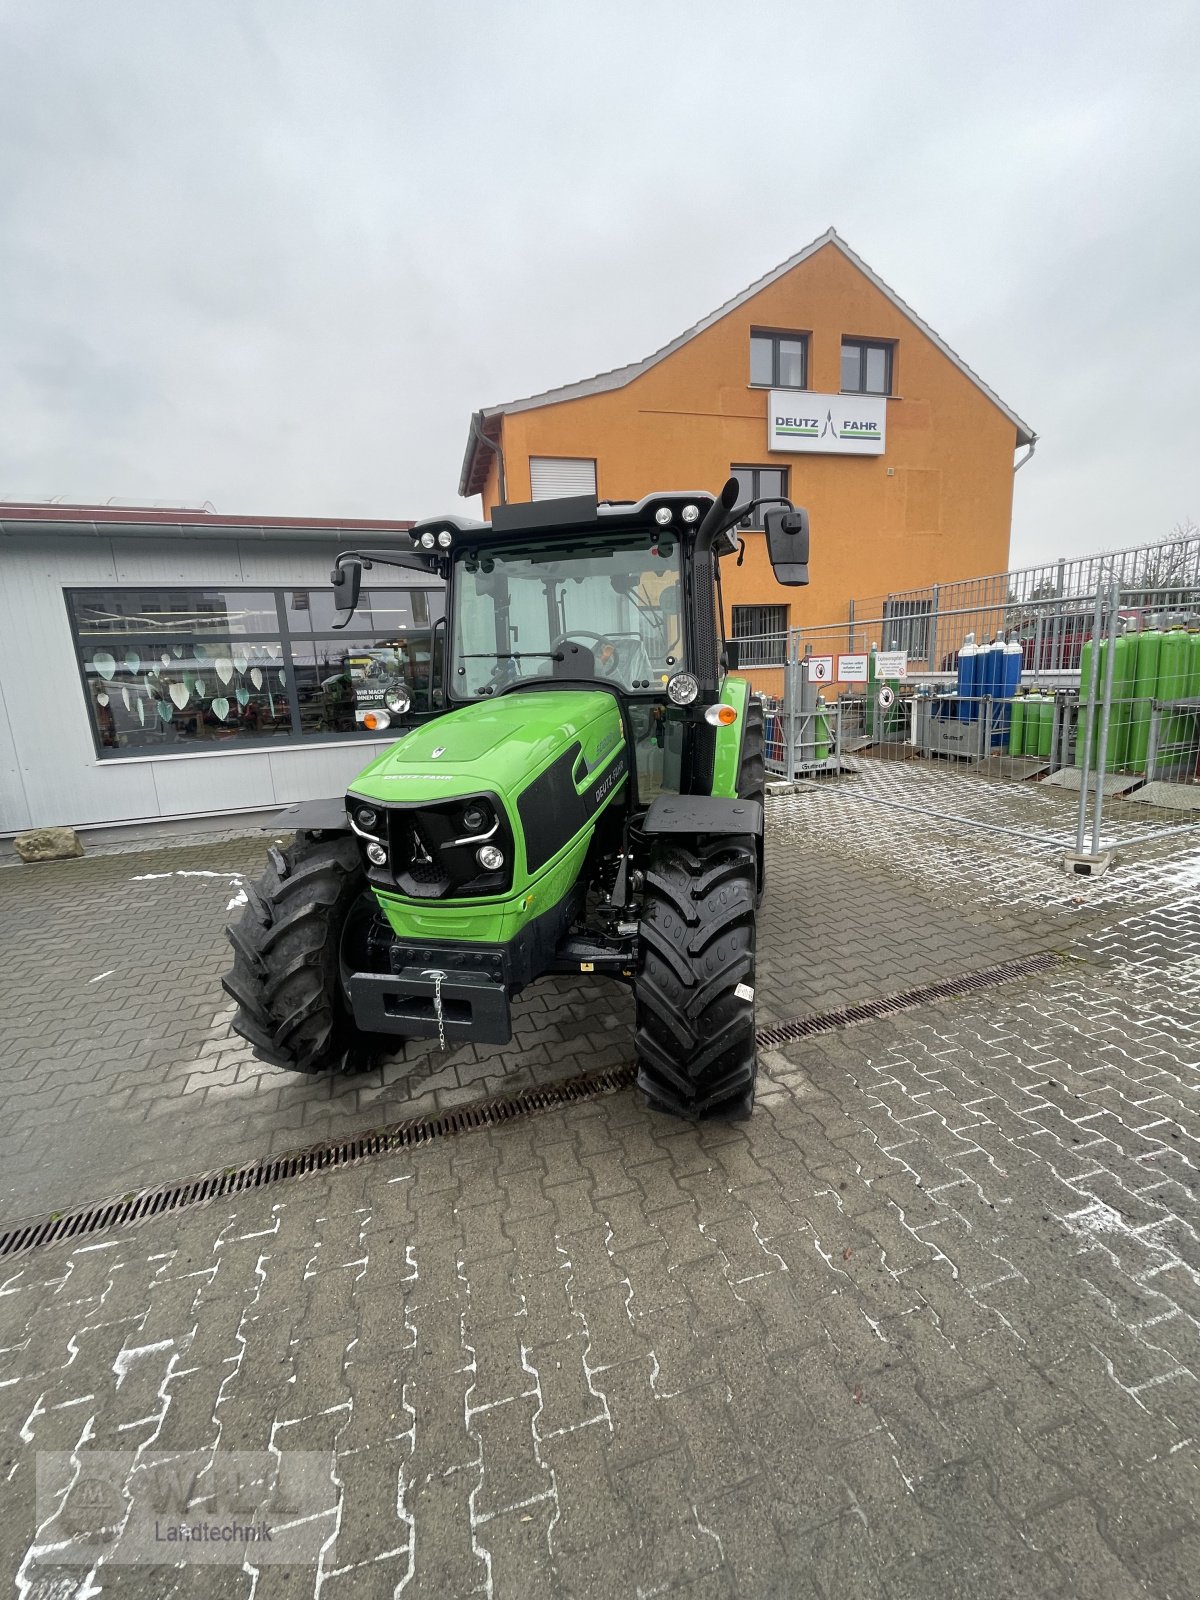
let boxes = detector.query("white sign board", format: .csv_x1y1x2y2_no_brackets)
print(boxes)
836,653,869,683
769,391,887,455
876,650,908,681
806,655,834,684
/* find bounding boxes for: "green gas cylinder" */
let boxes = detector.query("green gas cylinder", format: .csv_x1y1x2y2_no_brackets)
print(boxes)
815,694,830,761
1109,631,1137,772
1009,691,1025,754
1036,691,1054,758
1025,692,1042,758
1158,626,1193,765
1074,639,1094,767
1129,626,1163,770
1021,690,1042,755
1189,627,1200,697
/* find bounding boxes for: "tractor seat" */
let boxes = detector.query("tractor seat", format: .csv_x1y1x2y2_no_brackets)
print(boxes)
553,641,596,678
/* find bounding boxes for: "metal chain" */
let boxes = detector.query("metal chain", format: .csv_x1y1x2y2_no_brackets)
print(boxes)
432,966,451,1056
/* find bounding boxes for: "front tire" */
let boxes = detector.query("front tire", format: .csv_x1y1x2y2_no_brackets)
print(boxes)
222,832,367,1074
634,834,758,1119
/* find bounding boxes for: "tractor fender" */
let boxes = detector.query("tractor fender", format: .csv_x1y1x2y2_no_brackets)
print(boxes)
641,795,762,836
272,797,350,834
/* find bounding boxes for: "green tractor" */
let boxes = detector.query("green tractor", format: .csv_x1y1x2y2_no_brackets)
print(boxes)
223,480,810,1118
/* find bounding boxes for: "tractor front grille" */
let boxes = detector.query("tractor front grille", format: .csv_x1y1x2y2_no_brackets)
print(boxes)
348,789,514,900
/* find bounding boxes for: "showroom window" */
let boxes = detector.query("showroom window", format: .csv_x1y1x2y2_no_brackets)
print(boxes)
749,329,808,389
66,585,444,757
730,466,789,530
841,338,894,395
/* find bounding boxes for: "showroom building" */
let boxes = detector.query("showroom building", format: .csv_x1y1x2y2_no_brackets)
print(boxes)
0,503,441,837
459,227,1036,657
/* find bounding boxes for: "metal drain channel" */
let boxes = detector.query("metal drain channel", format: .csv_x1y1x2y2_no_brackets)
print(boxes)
0,1063,637,1262
0,950,1061,1261
756,950,1062,1048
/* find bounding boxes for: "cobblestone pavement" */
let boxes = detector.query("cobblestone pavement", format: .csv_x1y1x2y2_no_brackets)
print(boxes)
0,773,1060,1226
1,911,1198,1597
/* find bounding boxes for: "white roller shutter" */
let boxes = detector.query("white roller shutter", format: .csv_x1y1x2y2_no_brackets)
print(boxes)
528,457,597,500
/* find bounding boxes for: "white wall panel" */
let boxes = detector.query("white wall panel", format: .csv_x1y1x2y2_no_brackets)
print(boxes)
0,539,131,830
267,741,391,803
151,751,276,818
0,678,30,832
108,538,244,585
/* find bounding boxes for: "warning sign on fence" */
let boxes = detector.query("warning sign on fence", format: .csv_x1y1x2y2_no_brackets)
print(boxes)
836,653,869,683
806,655,834,684
876,650,908,680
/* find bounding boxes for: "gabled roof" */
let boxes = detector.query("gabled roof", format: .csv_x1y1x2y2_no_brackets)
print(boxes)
459,227,1035,496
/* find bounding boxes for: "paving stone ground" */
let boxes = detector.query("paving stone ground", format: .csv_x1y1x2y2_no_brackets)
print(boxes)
0,760,1197,1596
0,775,1059,1226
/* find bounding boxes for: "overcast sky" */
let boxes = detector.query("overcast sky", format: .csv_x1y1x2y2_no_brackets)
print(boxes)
1,1,1197,565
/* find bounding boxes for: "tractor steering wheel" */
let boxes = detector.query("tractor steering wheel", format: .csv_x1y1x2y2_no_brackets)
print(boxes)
551,629,621,676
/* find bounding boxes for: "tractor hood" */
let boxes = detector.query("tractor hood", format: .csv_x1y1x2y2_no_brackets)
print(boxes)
348,690,623,806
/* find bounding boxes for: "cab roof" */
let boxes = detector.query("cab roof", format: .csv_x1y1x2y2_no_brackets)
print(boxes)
408,490,719,555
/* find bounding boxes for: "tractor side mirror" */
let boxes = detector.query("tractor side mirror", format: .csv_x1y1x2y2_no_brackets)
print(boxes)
659,586,679,617
764,506,810,586
723,639,742,671
331,559,363,617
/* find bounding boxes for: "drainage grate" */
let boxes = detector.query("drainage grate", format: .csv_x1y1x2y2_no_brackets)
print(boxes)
0,951,1061,1262
755,950,1062,1049
0,1062,637,1262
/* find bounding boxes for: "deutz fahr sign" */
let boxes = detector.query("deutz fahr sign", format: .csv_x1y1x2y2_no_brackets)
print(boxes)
768,391,886,455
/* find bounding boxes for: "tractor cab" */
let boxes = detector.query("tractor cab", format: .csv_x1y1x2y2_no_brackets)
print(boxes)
330,485,808,800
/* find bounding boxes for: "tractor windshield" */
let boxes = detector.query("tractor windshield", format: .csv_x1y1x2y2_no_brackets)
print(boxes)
451,531,684,699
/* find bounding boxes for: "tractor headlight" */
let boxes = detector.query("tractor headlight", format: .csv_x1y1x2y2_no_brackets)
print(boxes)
654,506,673,526
419,531,436,549
477,844,504,871
462,803,489,833
355,806,378,830
366,841,388,866
437,529,453,548
666,671,700,706
384,685,412,715
681,503,700,523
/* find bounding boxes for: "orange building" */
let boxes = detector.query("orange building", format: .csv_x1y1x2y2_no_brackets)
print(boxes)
459,228,1035,668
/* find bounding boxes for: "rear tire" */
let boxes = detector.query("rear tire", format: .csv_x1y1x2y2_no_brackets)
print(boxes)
737,695,766,806
634,834,758,1119
222,832,367,1075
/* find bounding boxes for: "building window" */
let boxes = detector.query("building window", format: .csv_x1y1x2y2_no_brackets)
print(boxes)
882,596,932,661
66,585,444,757
529,457,597,500
731,604,788,667
731,466,789,530
841,339,894,395
750,329,808,389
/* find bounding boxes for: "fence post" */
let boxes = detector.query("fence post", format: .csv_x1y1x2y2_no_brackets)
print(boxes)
1074,585,1106,854
927,583,939,673
847,599,856,656
786,632,799,783
1089,578,1122,856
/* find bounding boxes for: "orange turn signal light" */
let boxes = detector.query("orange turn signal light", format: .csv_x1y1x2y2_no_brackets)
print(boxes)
704,704,738,726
